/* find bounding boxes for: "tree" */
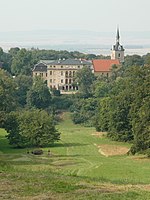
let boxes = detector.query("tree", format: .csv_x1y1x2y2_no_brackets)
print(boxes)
14,75,33,107
0,69,17,112
0,47,12,73
92,81,110,98
95,97,111,132
27,76,51,109
75,66,95,98
123,55,144,68
71,98,98,126
129,65,150,154
11,48,34,75
9,47,20,57
143,53,150,65
5,109,60,148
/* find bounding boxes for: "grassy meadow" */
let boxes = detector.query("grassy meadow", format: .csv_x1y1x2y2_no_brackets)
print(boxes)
0,112,150,200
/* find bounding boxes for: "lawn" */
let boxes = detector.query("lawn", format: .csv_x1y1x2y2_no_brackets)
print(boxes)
0,112,150,199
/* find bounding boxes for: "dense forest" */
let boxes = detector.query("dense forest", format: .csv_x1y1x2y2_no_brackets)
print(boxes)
0,47,149,156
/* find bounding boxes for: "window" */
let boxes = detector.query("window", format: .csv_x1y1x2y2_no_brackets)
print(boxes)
65,71,68,77
46,73,47,77
61,79,63,83
35,73,37,76
61,71,63,76
78,66,80,68
118,53,121,58
53,66,56,68
61,66,63,68
50,71,52,75
69,79,72,84
73,71,75,76
53,79,56,83
65,79,68,84
69,71,72,76
50,79,52,83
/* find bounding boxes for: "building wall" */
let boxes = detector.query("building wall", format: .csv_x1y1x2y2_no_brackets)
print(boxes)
32,71,47,81
47,64,87,91
94,71,111,77
111,50,124,63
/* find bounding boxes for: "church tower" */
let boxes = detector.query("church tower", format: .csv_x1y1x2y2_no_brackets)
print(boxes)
111,27,125,63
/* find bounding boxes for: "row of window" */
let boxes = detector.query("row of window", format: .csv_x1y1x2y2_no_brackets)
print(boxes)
49,65,81,69
49,79,72,84
49,85,79,91
49,71,76,76
35,72,47,77
35,71,76,77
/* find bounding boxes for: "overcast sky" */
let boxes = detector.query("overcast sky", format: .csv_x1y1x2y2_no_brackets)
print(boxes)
0,0,150,32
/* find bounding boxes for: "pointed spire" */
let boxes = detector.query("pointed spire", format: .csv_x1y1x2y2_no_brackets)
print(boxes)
116,26,120,43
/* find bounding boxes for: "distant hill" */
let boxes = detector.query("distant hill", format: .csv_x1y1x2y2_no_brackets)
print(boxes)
0,29,150,55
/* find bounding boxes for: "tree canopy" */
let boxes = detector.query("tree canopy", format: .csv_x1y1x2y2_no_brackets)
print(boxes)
27,76,51,109
75,66,95,98
5,109,60,148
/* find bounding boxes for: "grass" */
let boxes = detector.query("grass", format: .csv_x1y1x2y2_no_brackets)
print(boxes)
0,112,150,199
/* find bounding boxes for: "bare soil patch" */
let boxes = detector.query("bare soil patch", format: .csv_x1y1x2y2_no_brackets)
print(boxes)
91,132,107,138
97,144,129,157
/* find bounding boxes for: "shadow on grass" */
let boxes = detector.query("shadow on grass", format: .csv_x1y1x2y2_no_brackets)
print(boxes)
51,142,88,148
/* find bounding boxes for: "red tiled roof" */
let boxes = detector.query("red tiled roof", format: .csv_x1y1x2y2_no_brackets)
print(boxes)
92,59,120,72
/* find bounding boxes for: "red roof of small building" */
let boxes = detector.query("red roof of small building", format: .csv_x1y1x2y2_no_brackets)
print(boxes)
92,59,120,72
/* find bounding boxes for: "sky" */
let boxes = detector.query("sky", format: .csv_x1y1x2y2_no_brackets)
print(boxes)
0,0,150,32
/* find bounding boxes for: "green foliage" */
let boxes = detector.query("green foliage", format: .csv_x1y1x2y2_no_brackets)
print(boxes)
5,109,60,148
71,98,98,126
95,97,111,132
52,95,73,110
14,75,33,107
0,69,17,112
27,76,51,109
8,47,20,57
1,113,150,199
11,48,36,76
123,54,144,67
106,78,133,142
93,81,110,98
51,88,61,96
75,66,95,98
129,66,150,153
94,65,150,155
143,53,150,65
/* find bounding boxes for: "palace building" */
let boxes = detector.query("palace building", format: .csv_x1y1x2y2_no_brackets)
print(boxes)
33,58,92,93
33,28,124,93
